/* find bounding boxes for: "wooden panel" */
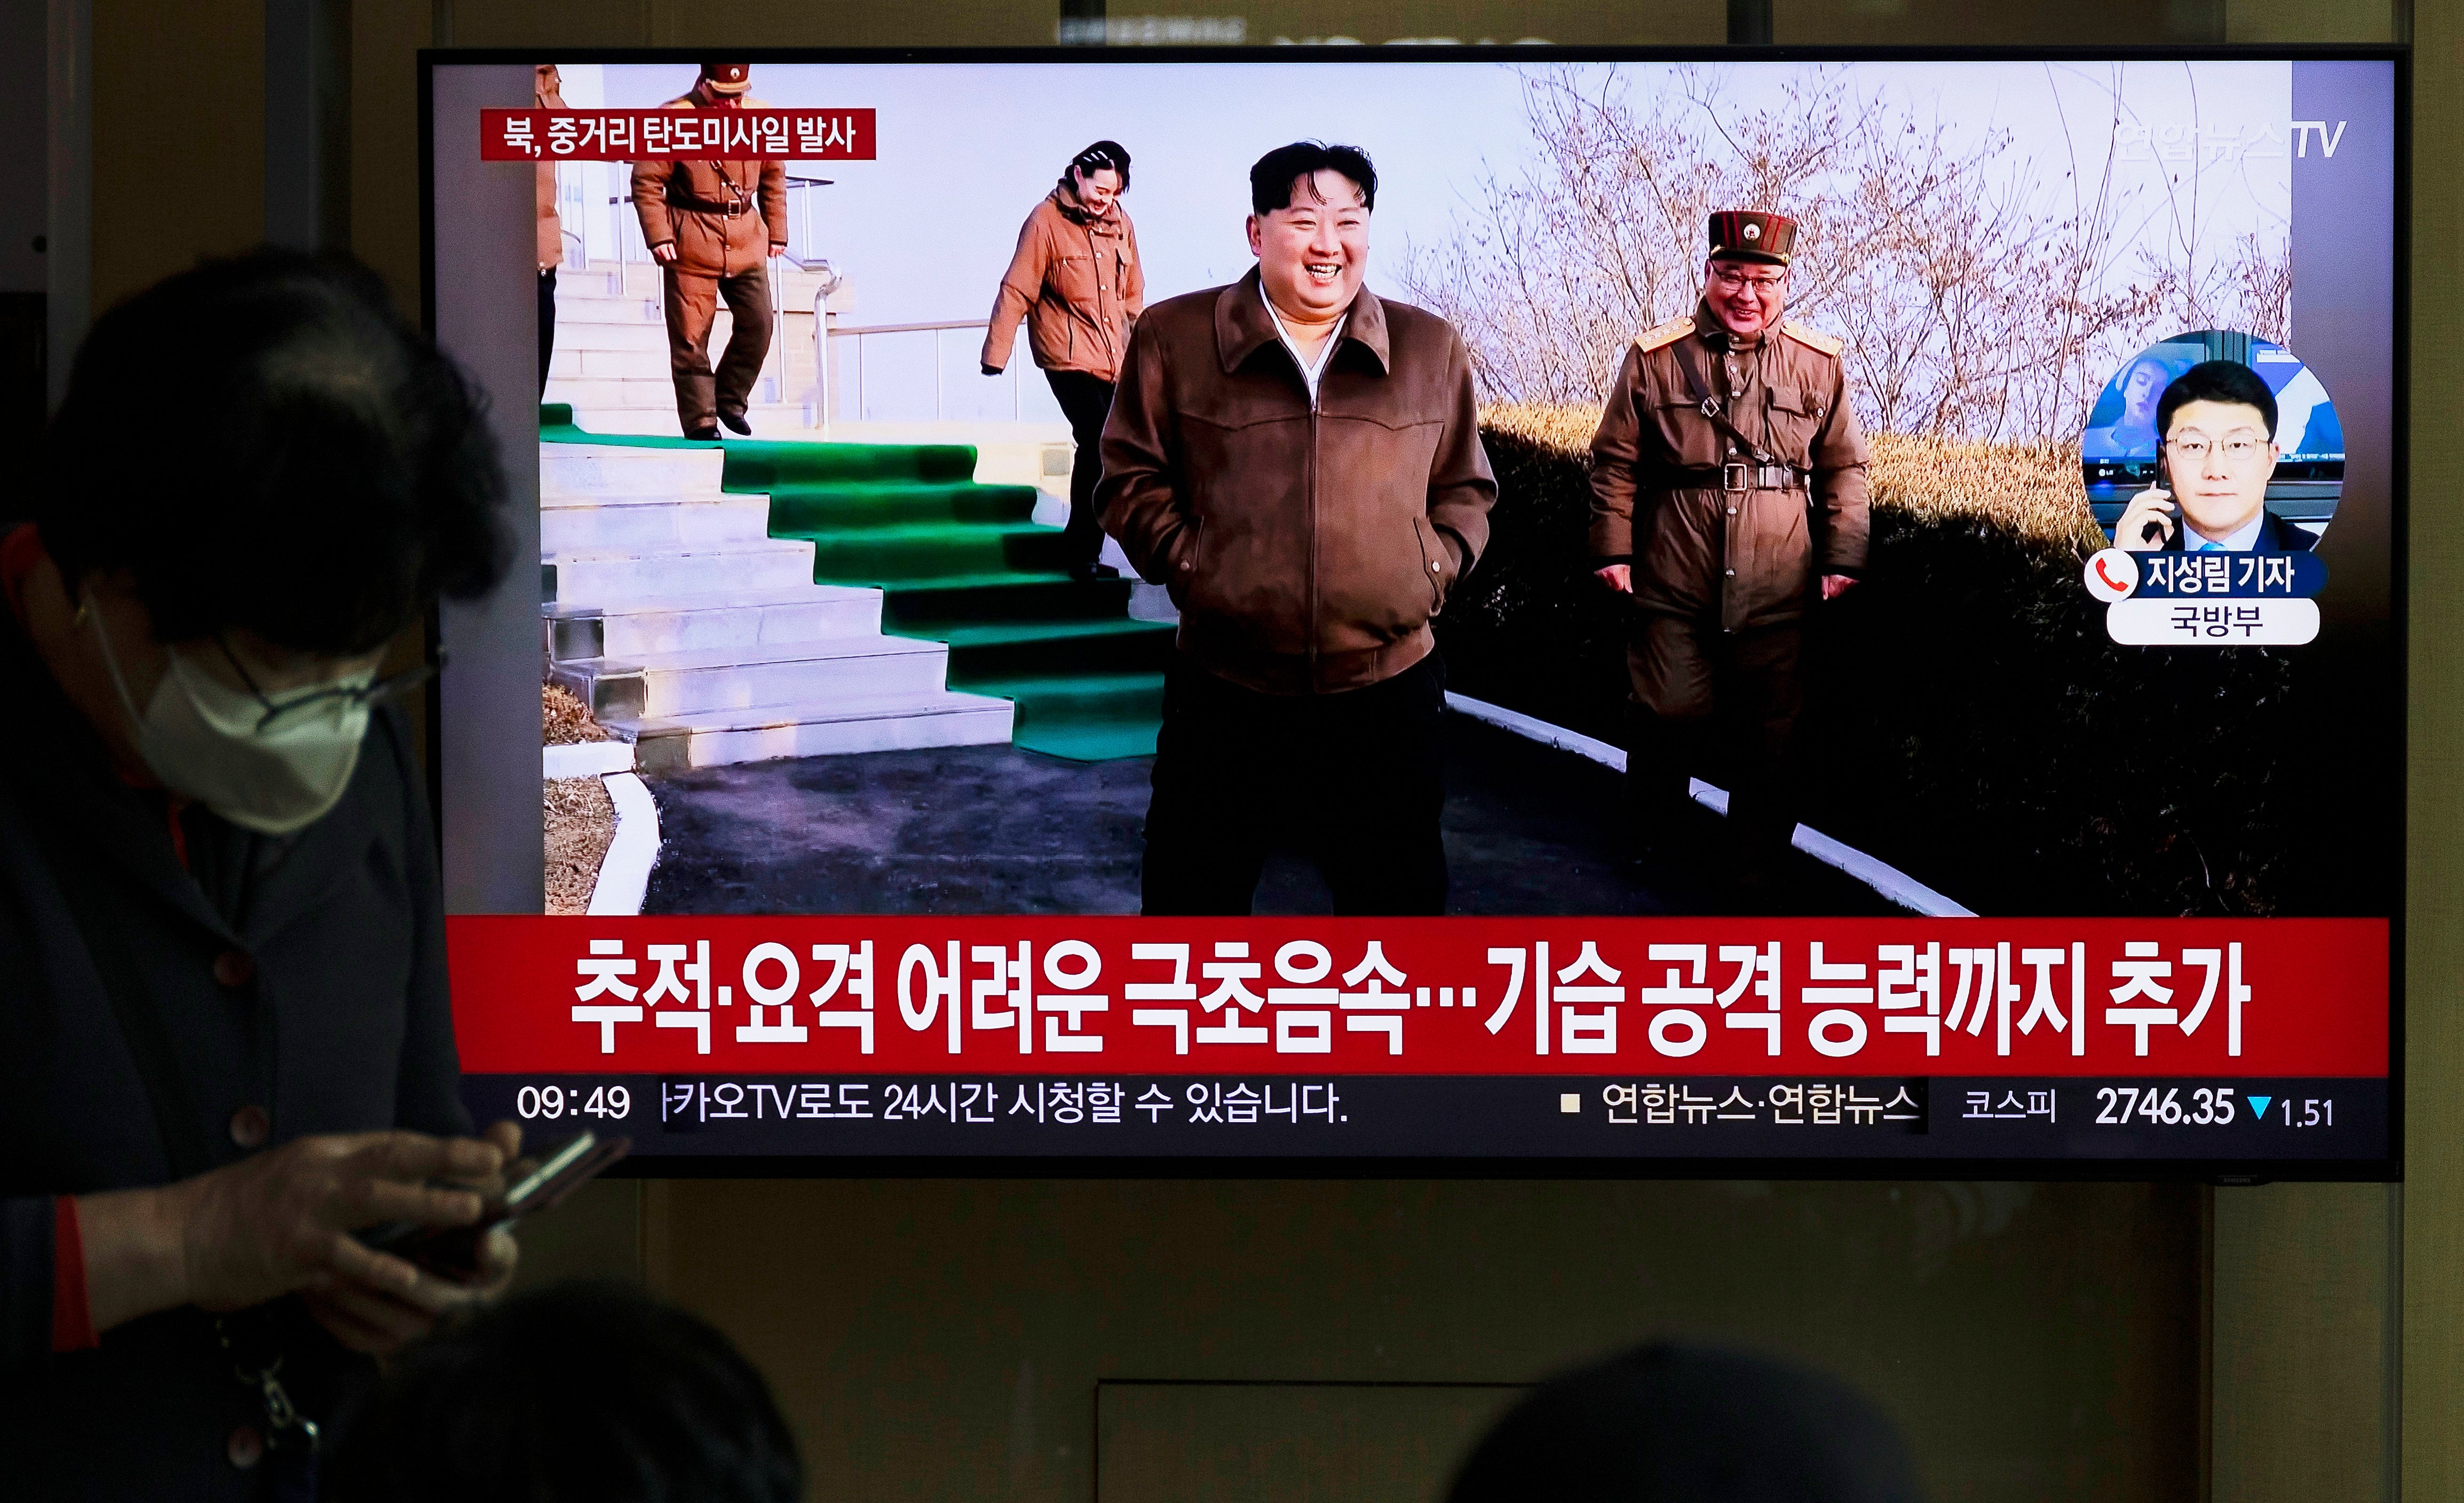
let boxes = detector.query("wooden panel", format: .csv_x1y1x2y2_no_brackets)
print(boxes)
653,1179,2201,1502
1097,1382,1526,1503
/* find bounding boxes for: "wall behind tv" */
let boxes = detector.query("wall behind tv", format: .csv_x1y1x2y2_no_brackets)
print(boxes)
57,1,2443,1499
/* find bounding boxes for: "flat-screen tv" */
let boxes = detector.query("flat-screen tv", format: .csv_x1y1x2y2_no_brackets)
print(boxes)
424,46,2402,1177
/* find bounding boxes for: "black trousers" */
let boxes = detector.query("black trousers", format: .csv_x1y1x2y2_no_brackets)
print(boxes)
537,267,557,399
1623,616,1805,868
1142,653,1449,916
1045,369,1115,568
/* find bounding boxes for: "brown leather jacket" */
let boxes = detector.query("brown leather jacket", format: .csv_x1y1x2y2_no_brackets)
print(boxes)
1589,301,1871,633
981,188,1144,381
1100,269,1497,695
628,88,789,278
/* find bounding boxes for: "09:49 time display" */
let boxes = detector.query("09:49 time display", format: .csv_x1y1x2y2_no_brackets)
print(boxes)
514,1084,633,1121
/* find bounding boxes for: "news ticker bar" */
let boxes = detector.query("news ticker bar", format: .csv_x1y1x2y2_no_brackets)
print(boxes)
447,917,2390,1079
461,1075,2387,1162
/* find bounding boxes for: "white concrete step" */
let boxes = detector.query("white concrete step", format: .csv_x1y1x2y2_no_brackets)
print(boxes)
553,295,667,327
542,495,775,553
550,322,671,354
562,404,818,440
541,443,725,500
544,584,882,662
583,637,954,719
617,690,1017,773
544,538,815,605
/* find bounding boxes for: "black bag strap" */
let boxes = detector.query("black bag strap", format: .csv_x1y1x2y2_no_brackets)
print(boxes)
1668,335,1780,467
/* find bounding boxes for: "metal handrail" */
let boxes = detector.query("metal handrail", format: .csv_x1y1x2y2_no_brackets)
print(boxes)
818,319,1024,429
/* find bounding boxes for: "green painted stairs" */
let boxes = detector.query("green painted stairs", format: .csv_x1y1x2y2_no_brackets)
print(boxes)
541,405,1173,761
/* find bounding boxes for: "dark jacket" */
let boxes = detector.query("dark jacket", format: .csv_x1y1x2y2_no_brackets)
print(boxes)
981,189,1144,381
0,611,467,1499
629,89,790,277
1098,268,1498,695
2161,508,2318,552
1588,303,1872,633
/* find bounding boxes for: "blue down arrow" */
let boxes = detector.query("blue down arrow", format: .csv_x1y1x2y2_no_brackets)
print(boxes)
2246,1095,2274,1120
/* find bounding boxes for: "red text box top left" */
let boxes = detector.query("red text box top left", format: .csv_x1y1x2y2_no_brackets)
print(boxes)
480,108,875,161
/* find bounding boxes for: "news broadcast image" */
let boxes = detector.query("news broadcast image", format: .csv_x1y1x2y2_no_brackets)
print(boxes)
430,52,2398,1174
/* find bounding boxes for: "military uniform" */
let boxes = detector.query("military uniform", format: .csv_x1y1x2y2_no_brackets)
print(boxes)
1588,211,1870,872
629,63,788,438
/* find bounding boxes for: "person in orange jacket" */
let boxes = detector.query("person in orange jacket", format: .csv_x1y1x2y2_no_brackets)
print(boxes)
981,141,1143,579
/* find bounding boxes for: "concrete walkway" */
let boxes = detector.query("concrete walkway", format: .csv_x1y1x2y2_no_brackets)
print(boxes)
640,713,1903,916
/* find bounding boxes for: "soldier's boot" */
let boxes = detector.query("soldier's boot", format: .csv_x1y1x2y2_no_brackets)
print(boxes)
1620,710,1705,872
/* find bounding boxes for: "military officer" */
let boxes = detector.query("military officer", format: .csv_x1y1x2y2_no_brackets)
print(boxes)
1588,210,1871,889
630,63,788,440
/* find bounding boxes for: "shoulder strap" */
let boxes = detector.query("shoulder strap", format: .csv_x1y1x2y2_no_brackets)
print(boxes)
1634,315,1694,353
1666,336,1780,467
1780,320,1846,357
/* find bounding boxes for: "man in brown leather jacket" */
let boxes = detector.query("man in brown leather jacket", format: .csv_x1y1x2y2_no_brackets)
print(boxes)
1589,210,1870,888
1100,141,1496,915
629,63,788,440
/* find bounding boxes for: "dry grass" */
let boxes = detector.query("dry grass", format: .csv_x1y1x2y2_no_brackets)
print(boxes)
1478,404,2106,554
544,776,616,916
1867,435,2106,554
544,681,614,745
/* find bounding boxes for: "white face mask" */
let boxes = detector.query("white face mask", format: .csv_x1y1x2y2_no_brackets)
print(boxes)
86,597,376,837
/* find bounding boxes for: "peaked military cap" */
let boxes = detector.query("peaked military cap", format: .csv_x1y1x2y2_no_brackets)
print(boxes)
700,63,752,94
1708,210,1797,266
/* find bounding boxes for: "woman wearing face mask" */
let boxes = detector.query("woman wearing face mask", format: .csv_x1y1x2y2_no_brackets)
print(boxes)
0,250,520,1498
980,139,1143,582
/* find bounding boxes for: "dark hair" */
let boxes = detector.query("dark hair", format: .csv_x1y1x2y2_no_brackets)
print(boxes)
40,248,510,655
1064,139,1132,193
1248,141,1378,217
2157,359,2278,441
324,1280,803,1503
1448,1341,1922,1503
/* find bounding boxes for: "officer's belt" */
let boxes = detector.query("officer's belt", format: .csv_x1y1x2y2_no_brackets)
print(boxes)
1650,463,1806,493
670,195,754,216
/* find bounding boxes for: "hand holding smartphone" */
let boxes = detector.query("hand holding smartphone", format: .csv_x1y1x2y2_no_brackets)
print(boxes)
357,1131,630,1281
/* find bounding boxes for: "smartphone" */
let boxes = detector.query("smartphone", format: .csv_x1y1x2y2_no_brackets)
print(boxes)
2141,451,2175,546
357,1130,632,1281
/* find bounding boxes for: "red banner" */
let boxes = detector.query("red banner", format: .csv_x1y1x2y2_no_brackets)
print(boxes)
478,108,874,161
447,916,2389,1079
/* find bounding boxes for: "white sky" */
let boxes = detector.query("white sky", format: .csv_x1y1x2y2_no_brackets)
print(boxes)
564,58,2291,328
543,59,2293,422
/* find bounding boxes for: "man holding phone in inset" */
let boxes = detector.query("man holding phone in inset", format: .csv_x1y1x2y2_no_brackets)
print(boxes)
2114,360,2317,553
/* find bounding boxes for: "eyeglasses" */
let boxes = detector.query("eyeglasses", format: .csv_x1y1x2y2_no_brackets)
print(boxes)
2162,436,2273,467
216,637,446,733
1708,267,1787,294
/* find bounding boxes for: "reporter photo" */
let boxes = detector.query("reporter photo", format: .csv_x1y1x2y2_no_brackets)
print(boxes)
0,250,522,1497
2113,359,2319,554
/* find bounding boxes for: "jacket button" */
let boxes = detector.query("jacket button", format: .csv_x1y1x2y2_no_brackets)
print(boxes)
1430,561,1441,572
229,1106,270,1149
1727,507,1737,515
1178,559,1192,571
1725,568,1737,576
212,950,256,989
227,1425,264,1470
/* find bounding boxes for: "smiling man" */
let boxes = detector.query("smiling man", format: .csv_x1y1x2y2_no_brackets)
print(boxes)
1099,141,1496,916
2113,360,2314,553
1589,210,1871,896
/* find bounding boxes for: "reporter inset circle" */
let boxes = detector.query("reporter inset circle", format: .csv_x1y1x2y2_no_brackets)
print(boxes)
2081,331,2342,548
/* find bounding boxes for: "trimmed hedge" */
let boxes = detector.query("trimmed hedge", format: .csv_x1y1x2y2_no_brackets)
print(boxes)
1439,418,2307,916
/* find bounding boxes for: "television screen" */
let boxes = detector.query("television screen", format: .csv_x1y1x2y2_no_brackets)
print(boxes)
426,47,2400,1176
